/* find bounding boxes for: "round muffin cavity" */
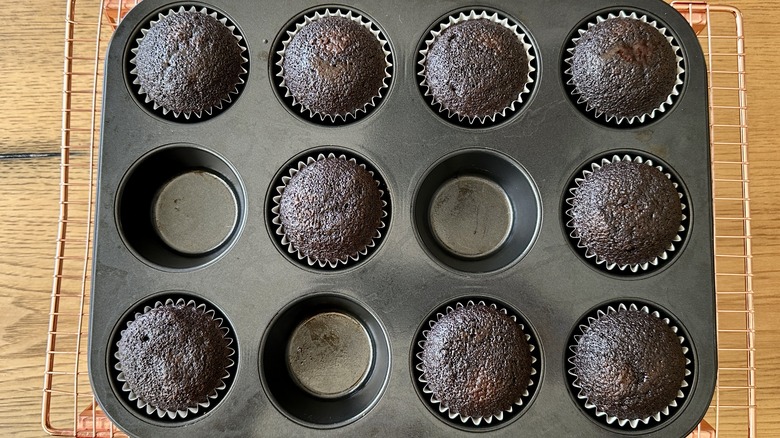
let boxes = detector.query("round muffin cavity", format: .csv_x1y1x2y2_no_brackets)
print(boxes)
131,7,246,119
115,298,233,418
567,155,685,271
567,12,682,124
278,10,391,122
273,153,386,268
570,304,690,427
420,11,534,124
418,301,535,424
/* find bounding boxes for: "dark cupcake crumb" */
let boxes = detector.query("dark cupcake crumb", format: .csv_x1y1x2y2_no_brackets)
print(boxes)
424,19,529,120
135,10,244,115
571,160,682,267
571,17,677,121
422,304,532,419
117,302,231,412
282,16,387,117
279,157,383,264
573,309,686,420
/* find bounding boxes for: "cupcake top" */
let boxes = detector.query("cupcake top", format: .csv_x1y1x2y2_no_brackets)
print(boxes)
281,15,388,119
570,160,682,267
278,156,383,265
572,308,686,420
423,18,530,121
569,16,678,122
421,304,532,419
117,301,231,413
134,10,244,116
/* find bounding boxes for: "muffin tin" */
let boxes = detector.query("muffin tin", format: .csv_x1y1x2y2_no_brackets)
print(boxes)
90,0,716,436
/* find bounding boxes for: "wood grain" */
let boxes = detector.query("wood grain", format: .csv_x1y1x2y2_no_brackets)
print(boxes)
0,0,69,435
0,0,777,436
735,2,780,437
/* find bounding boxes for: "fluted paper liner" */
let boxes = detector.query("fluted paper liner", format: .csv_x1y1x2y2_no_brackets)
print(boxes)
415,300,538,426
271,153,388,268
114,298,235,419
567,303,693,428
129,6,248,120
418,10,536,125
275,8,392,122
565,154,687,273
564,11,684,125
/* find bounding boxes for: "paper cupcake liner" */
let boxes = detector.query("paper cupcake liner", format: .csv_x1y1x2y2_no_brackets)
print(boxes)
414,300,538,426
418,10,535,125
565,154,687,273
567,302,693,428
564,11,685,125
271,152,388,268
275,8,392,123
129,6,248,120
114,298,235,419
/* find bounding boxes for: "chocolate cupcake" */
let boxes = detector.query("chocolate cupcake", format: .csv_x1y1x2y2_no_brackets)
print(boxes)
419,11,535,124
566,155,686,272
565,12,683,125
130,6,247,119
114,298,234,419
568,303,691,428
276,9,392,122
271,153,387,268
415,300,536,425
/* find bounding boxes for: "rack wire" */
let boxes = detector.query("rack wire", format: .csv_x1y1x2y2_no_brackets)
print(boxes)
42,1,754,436
671,2,755,437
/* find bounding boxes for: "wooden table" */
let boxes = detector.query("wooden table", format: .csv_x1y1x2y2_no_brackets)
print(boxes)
0,0,776,436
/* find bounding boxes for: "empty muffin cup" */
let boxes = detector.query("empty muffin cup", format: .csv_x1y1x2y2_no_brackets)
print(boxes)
152,171,238,256
260,293,391,428
117,144,245,270
413,149,540,273
566,302,693,430
287,311,373,399
429,175,513,259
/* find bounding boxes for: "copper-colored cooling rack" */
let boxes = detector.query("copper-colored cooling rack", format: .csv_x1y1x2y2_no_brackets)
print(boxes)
41,1,755,436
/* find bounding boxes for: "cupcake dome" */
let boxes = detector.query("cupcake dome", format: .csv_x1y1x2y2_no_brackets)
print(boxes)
422,17,530,121
569,159,683,268
569,16,678,122
280,14,388,120
572,308,687,420
421,303,532,420
277,156,384,266
133,9,245,117
116,300,232,415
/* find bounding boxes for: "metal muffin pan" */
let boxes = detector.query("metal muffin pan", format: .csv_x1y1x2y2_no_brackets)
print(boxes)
90,0,716,436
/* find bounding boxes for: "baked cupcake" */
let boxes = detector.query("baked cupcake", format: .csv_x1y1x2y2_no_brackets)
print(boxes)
277,10,391,122
419,11,534,124
130,7,247,119
569,303,691,428
115,298,234,419
566,155,686,272
565,12,683,124
271,153,387,268
416,301,536,425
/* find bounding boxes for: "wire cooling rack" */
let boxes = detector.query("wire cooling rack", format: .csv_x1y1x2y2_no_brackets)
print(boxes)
42,1,754,436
